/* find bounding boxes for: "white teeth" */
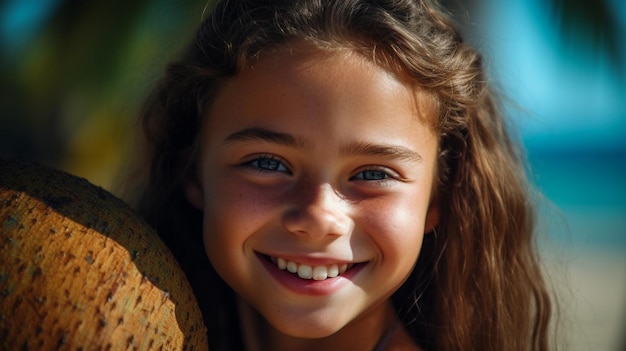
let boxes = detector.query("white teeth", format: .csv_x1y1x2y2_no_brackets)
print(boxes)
339,263,348,274
286,261,298,273
297,265,313,279
272,257,352,280
327,264,339,278
277,258,287,270
312,266,328,280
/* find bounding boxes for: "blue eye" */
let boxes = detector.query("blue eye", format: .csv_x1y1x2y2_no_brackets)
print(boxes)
351,169,393,181
354,170,388,180
245,156,290,173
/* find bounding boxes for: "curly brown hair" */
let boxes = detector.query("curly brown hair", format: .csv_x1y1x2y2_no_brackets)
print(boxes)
130,0,553,349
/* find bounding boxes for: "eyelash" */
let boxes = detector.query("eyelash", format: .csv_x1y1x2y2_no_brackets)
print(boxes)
350,166,400,184
241,155,400,184
242,154,291,174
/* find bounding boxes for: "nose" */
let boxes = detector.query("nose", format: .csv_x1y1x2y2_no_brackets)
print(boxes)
282,182,353,239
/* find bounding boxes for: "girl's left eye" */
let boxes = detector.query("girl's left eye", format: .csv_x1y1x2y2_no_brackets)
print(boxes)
350,168,398,182
352,170,389,181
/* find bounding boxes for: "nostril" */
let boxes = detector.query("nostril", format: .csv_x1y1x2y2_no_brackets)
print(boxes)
282,182,353,237
282,207,352,238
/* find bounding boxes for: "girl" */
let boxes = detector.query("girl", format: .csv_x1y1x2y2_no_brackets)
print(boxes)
130,0,553,349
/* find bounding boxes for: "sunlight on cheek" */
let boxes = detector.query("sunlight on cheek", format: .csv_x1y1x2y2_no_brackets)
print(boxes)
366,197,427,255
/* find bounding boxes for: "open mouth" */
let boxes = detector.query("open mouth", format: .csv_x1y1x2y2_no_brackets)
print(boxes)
264,255,357,281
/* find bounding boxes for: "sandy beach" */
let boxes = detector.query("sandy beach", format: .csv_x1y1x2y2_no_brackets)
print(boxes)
544,246,626,350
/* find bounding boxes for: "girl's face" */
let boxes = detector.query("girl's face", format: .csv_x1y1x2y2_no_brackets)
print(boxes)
187,44,439,341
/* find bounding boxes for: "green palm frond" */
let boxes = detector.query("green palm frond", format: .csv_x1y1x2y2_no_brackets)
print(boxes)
549,0,624,74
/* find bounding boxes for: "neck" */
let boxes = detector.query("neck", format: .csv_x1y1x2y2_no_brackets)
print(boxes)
238,297,401,351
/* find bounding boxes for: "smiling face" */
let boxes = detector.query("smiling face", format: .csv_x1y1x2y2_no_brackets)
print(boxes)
186,44,439,343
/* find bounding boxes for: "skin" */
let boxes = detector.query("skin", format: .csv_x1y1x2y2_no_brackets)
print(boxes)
186,43,439,351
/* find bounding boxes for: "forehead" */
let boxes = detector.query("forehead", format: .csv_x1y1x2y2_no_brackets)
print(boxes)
200,44,439,166
252,41,421,89
219,41,437,126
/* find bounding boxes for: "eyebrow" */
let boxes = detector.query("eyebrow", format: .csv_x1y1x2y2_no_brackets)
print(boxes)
223,127,310,149
341,142,423,162
223,127,422,162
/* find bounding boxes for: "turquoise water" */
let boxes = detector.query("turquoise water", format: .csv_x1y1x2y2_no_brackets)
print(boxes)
528,149,626,250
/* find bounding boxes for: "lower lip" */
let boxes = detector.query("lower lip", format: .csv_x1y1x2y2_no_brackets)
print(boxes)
257,254,364,296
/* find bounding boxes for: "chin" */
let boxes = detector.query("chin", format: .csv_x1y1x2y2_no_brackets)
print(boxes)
267,313,347,339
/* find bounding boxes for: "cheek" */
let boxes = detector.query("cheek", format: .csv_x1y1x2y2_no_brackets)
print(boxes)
200,181,265,288
201,180,280,256
362,193,428,264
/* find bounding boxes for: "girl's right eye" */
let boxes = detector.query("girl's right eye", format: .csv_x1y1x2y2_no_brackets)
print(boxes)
242,155,291,174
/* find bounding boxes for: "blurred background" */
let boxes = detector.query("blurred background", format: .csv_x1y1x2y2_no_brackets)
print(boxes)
1,0,624,349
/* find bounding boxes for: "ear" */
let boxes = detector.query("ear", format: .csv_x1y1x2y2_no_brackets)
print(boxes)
424,199,439,234
184,178,204,210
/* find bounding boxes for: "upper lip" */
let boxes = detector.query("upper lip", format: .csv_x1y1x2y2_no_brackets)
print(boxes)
257,252,360,266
